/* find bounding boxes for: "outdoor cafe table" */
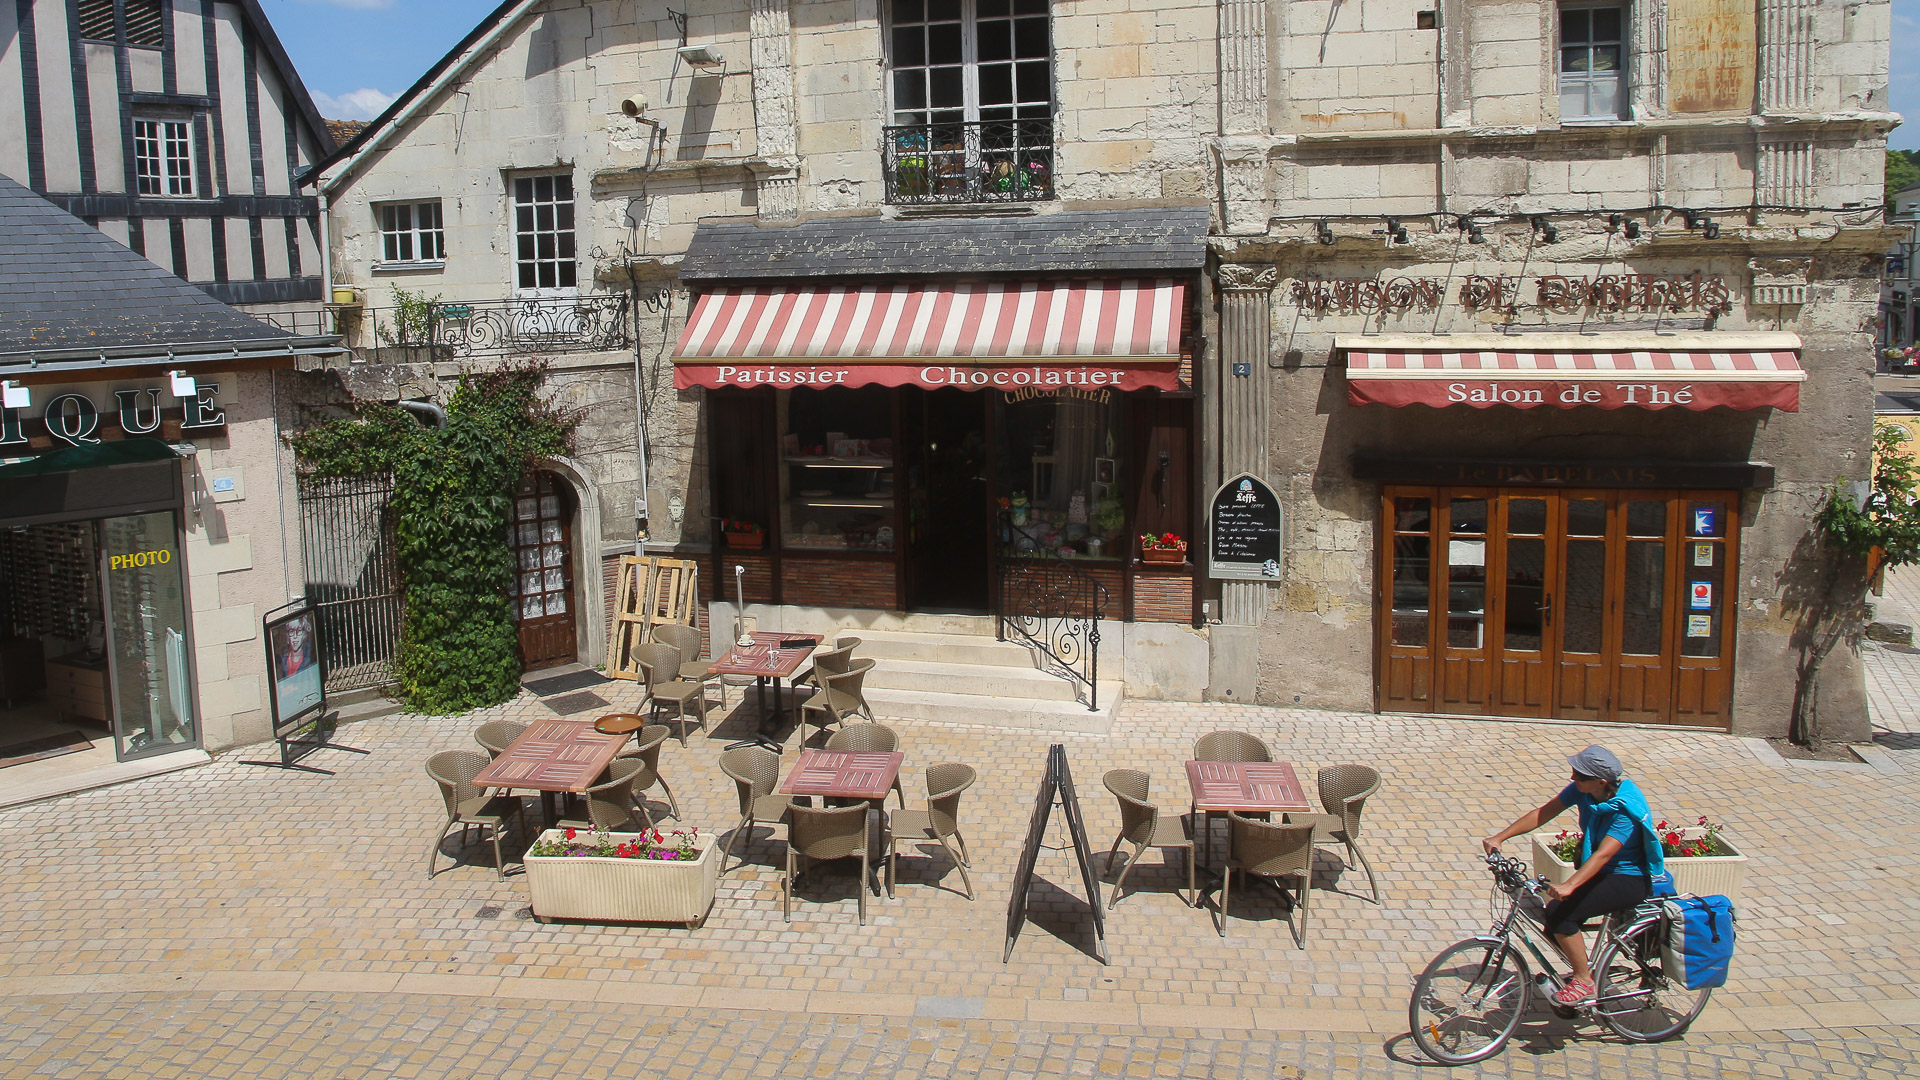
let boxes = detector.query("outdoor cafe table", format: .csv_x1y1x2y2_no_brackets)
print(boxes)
708,631,822,741
780,749,905,874
1184,760,1314,872
472,719,628,824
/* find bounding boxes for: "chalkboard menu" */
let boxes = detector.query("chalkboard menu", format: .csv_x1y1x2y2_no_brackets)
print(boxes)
1209,473,1282,581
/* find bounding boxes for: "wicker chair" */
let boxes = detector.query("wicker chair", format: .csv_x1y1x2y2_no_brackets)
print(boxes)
556,758,653,832
824,722,906,807
424,749,523,880
886,763,976,900
653,623,726,708
474,720,526,760
784,801,875,924
1193,730,1273,763
719,744,792,873
1285,764,1383,903
633,642,709,745
800,658,876,740
794,639,858,691
1218,814,1316,946
1101,769,1195,908
614,723,681,822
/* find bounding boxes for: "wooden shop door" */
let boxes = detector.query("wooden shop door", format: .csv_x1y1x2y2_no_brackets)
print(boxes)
510,471,578,670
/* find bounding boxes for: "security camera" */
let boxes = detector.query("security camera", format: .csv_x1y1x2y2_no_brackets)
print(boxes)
620,96,646,118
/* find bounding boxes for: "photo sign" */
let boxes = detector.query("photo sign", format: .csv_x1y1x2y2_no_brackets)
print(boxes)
1209,473,1283,581
264,605,326,737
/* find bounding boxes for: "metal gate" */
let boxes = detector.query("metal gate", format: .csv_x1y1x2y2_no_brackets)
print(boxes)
297,474,403,693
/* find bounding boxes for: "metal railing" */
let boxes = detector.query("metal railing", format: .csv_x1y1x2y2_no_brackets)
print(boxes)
298,473,403,693
883,119,1055,206
356,294,633,357
997,555,1107,712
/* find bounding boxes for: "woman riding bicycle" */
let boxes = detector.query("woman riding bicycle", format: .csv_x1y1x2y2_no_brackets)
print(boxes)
1481,745,1666,1007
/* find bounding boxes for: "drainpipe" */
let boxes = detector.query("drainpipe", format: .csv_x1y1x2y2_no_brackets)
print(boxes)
318,188,333,315
396,399,445,428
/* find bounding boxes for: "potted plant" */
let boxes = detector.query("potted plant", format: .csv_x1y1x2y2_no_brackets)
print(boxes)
722,519,765,550
1140,531,1188,566
1532,816,1748,901
524,826,719,927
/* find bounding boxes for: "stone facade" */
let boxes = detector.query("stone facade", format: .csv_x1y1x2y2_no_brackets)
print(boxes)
308,0,1892,736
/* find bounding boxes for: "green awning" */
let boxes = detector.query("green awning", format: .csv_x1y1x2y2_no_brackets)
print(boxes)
0,438,181,478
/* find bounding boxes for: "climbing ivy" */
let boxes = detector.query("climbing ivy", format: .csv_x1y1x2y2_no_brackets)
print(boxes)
290,365,578,714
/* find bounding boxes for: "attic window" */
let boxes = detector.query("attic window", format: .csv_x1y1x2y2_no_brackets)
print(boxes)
77,0,166,48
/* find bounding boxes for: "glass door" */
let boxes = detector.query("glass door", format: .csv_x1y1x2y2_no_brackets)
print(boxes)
99,511,197,759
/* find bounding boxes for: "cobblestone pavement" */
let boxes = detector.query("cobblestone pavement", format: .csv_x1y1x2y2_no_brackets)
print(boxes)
2,653,1917,1077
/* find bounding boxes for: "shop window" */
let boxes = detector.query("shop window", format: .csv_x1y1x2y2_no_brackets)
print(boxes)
779,387,896,552
996,394,1125,562
133,117,194,197
511,173,576,293
376,201,445,266
1558,3,1626,122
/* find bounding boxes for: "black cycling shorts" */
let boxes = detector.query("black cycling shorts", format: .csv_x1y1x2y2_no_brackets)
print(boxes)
1542,871,1651,937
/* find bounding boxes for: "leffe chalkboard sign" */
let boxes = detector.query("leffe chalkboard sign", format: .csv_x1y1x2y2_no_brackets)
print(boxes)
1209,473,1283,581
1004,744,1108,964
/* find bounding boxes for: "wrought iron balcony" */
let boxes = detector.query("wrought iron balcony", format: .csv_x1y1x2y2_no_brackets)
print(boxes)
883,119,1055,206
353,295,632,358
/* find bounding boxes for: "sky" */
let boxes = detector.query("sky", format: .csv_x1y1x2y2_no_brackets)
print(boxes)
271,0,1920,150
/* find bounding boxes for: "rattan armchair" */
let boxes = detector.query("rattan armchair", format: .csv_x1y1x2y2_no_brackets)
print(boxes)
1192,730,1273,762
719,744,792,873
557,758,653,833
424,749,523,879
1101,769,1195,908
794,639,858,691
801,657,876,739
653,623,726,708
824,722,906,807
1285,764,1383,903
1218,814,1315,946
886,762,976,900
784,801,875,924
614,723,681,822
633,642,709,745
474,720,526,759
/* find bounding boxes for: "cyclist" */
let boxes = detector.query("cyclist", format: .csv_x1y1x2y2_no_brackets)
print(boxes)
1480,745,1666,1007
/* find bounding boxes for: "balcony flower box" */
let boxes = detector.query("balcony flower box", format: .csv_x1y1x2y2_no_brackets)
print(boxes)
524,829,719,927
1531,826,1747,903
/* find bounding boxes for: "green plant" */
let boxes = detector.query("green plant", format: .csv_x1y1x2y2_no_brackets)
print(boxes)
1140,531,1186,551
375,286,443,347
1548,816,1731,864
1815,420,1920,571
288,363,578,714
529,825,700,861
720,519,763,535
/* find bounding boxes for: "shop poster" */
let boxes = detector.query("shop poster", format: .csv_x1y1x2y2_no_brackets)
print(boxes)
266,609,324,732
1687,614,1713,638
1693,543,1714,567
1690,582,1713,610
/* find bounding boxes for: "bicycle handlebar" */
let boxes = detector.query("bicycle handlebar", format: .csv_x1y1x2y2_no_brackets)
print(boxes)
1482,850,1548,895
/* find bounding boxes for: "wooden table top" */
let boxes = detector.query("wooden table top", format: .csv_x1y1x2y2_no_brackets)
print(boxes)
1184,760,1313,813
472,720,627,794
708,631,823,679
780,749,904,800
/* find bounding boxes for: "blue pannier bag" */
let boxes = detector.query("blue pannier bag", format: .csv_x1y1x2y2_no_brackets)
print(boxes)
1660,895,1736,990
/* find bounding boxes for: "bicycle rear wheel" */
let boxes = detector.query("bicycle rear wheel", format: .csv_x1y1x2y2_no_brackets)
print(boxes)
1409,938,1530,1064
1592,922,1712,1042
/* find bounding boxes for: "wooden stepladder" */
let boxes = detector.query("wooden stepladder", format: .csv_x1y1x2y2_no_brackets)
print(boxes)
607,556,699,681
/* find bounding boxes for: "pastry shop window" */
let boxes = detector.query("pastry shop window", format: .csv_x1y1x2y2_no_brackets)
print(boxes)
996,392,1125,561
778,387,897,552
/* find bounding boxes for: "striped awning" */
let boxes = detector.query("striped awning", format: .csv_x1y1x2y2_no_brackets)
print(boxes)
1344,341,1805,411
674,279,1185,392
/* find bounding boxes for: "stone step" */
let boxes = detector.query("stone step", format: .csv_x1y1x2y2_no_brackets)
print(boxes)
844,629,1044,668
862,683,1124,736
328,694,402,727
865,656,1089,702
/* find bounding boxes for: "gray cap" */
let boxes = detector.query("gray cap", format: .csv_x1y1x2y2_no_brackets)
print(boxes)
1568,745,1623,781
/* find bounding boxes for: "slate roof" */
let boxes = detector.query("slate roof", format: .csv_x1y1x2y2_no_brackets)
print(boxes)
0,172,338,368
678,206,1214,282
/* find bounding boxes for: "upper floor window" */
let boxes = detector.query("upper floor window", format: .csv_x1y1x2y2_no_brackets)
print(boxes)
885,0,1054,204
512,174,575,292
377,201,445,265
133,117,193,196
1559,3,1626,122
78,0,165,47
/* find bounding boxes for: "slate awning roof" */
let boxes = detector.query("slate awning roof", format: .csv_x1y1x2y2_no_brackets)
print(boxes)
678,206,1213,282
0,173,341,373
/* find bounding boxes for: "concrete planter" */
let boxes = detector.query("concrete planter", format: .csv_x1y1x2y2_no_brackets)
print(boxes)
524,830,719,927
1532,827,1748,902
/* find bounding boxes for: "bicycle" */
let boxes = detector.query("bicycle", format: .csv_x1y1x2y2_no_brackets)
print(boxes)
1407,851,1713,1064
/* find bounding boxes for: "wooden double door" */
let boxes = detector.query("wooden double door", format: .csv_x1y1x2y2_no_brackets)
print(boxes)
510,471,578,670
1377,487,1737,728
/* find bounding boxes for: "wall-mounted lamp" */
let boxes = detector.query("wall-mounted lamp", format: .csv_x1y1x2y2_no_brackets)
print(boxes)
1679,209,1702,230
676,44,724,68
168,370,197,398
1,380,28,410
1531,216,1558,243
1384,217,1409,244
1624,219,1641,239
1700,218,1720,240
1457,216,1485,244
1315,220,1335,245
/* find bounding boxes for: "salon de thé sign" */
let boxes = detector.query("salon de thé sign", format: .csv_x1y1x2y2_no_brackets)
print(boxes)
1289,272,1733,316
2,384,227,449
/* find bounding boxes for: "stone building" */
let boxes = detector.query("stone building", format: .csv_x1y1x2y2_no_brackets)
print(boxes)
303,0,1892,738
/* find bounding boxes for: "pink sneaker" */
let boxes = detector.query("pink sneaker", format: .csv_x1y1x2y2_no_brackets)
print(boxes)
1553,978,1595,1006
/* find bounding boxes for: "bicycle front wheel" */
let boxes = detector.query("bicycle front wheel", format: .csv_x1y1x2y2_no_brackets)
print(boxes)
1409,938,1531,1064
1592,922,1712,1042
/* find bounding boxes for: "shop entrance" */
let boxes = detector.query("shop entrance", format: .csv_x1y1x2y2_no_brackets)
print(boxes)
902,387,990,613
510,471,578,670
1378,487,1737,728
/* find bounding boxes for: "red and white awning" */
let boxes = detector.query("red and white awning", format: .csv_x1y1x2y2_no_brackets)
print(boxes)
674,279,1185,391
1344,339,1805,411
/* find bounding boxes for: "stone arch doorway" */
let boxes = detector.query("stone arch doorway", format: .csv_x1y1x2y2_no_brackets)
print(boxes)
510,470,579,670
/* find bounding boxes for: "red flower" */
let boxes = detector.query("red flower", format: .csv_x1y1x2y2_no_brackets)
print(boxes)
1697,816,1709,826
1656,820,1669,831
564,828,577,840
1664,831,1681,846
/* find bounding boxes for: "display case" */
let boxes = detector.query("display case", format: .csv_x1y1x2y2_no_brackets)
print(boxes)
781,456,896,552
